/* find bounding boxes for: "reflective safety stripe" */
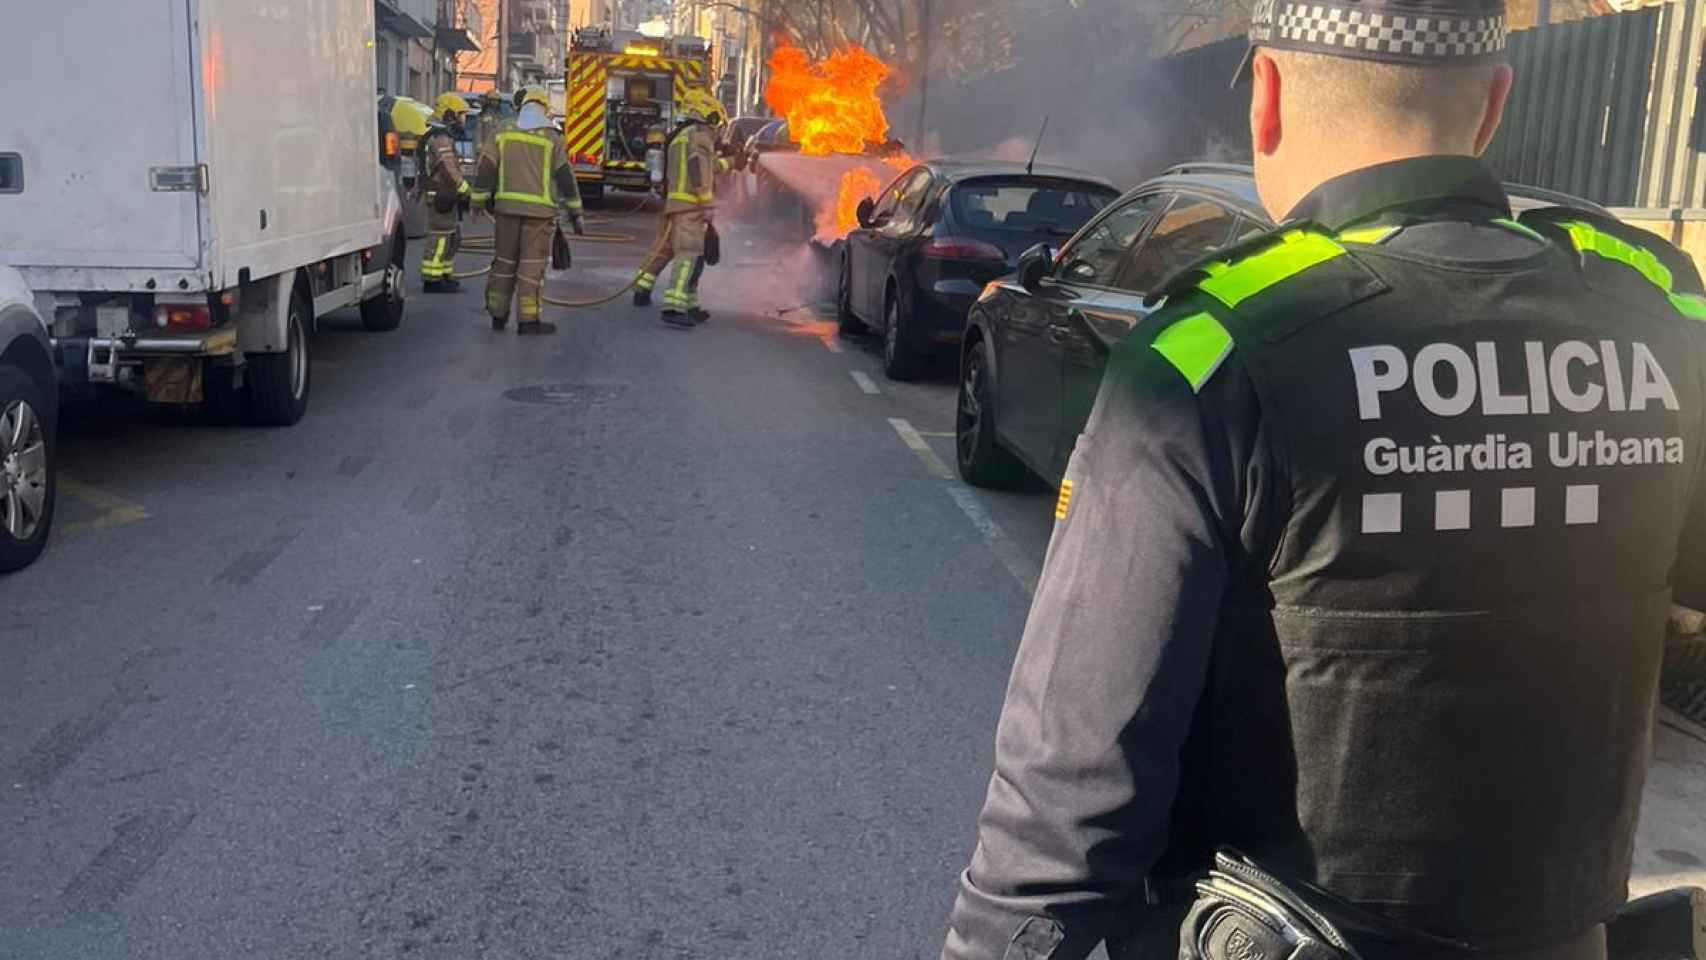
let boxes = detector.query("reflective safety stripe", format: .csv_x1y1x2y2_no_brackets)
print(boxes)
1561,220,1673,292
1337,224,1399,245
566,200,584,211
1672,293,1706,319
668,191,703,204
1197,230,1345,308
495,131,556,208
1151,311,1233,392
1491,217,1545,242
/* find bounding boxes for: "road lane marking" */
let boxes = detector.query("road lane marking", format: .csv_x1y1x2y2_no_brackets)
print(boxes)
887,418,1041,593
56,479,148,537
888,418,954,480
851,370,881,395
822,337,844,354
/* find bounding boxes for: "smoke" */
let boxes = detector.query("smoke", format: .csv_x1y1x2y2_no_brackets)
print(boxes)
885,0,1254,190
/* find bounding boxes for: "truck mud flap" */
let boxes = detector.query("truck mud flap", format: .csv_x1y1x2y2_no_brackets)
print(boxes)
143,358,203,403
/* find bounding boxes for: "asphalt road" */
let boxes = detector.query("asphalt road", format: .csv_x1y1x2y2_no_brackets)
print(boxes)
0,202,1058,959
6,199,1705,959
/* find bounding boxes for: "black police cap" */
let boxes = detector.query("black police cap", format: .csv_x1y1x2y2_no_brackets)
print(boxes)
1233,0,1507,85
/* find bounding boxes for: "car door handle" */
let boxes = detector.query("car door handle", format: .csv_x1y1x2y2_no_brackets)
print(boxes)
1047,323,1071,344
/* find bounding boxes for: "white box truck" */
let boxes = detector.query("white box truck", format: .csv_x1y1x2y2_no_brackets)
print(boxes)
0,0,410,425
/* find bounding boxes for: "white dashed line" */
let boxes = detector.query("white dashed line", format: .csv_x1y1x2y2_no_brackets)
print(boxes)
888,418,1041,593
821,337,844,354
851,370,881,395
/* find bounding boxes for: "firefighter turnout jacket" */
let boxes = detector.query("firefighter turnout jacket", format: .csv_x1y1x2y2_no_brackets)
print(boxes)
422,126,468,208
472,126,583,220
941,156,1706,960
663,121,727,215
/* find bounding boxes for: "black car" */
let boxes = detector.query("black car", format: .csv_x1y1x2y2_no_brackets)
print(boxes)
837,159,1119,380
954,162,1614,489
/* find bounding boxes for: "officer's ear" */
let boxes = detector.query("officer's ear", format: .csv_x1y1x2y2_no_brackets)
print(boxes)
1472,64,1514,157
1250,50,1283,157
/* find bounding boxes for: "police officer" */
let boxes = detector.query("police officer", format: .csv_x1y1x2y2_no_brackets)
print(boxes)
940,0,1706,958
470,86,585,335
420,92,472,293
633,90,730,328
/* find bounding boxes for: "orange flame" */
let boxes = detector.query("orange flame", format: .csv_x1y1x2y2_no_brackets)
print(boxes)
817,167,887,241
765,42,893,156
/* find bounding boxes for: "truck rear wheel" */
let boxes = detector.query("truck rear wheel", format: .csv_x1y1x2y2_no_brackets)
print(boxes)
361,230,407,332
249,286,311,426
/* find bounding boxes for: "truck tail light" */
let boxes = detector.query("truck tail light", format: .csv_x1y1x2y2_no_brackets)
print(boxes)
922,237,1007,262
154,304,213,331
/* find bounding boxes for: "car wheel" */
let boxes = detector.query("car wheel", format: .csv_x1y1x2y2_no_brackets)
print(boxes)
956,337,1030,489
0,365,55,573
361,231,407,332
881,287,923,382
249,285,311,426
837,252,863,337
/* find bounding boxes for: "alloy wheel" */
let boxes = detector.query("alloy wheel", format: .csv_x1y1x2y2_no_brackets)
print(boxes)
0,399,48,541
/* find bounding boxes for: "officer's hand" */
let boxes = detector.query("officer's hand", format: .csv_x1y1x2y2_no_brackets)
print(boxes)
570,215,586,236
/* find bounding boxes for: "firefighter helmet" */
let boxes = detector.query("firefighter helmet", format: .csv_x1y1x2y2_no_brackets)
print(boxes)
517,85,550,110
434,92,471,121
679,90,725,126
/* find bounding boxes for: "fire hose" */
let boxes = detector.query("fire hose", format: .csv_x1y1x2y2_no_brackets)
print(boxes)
449,213,665,309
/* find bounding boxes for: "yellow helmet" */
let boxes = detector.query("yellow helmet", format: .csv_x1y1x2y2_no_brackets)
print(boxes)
388,96,433,139
518,85,550,110
679,90,725,125
434,92,470,120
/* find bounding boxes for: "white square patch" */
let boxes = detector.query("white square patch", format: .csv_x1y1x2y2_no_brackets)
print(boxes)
1362,493,1402,534
1565,485,1600,526
1501,487,1535,528
1435,490,1471,531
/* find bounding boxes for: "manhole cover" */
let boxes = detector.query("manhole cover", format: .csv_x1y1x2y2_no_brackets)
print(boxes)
503,382,626,406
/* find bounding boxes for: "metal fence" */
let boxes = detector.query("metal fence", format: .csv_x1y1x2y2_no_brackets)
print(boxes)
1150,2,1706,212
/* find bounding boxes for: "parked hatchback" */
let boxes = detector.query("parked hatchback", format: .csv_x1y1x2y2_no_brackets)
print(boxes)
955,162,1613,489
838,159,1118,380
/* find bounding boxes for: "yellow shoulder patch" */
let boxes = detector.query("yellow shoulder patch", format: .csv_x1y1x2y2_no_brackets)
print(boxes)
1055,480,1074,521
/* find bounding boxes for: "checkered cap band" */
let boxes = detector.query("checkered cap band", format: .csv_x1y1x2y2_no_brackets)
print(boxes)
1251,0,1506,61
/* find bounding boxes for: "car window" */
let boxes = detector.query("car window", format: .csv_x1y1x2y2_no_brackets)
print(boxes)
1116,196,1241,293
870,176,907,221
1055,193,1167,287
888,171,936,232
952,180,1116,236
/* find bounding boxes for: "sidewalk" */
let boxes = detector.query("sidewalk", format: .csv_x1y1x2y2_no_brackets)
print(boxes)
1631,708,1706,896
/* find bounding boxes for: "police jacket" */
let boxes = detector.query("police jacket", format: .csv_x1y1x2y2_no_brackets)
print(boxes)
942,156,1706,960
471,125,583,220
662,121,727,215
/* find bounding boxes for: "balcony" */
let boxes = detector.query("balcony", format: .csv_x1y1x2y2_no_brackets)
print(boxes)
508,31,537,60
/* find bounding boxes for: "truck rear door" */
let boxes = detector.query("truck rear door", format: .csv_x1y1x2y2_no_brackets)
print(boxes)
0,0,202,271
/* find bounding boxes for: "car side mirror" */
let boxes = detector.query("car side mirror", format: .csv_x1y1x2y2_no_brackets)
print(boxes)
856,197,875,229
1017,243,1055,292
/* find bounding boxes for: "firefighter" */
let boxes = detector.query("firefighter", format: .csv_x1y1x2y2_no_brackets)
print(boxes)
470,85,584,335
419,92,472,293
477,88,507,159
940,0,1706,958
633,90,729,328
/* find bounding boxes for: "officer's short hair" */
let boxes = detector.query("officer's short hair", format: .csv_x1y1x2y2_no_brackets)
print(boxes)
1271,48,1501,137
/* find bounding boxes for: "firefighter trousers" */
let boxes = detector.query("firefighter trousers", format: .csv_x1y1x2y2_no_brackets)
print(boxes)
421,202,461,282
635,210,710,310
485,215,554,323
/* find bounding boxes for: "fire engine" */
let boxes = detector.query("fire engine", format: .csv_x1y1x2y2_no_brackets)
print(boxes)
565,27,714,200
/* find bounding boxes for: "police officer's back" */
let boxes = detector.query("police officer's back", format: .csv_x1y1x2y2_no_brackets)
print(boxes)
940,1,1706,959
